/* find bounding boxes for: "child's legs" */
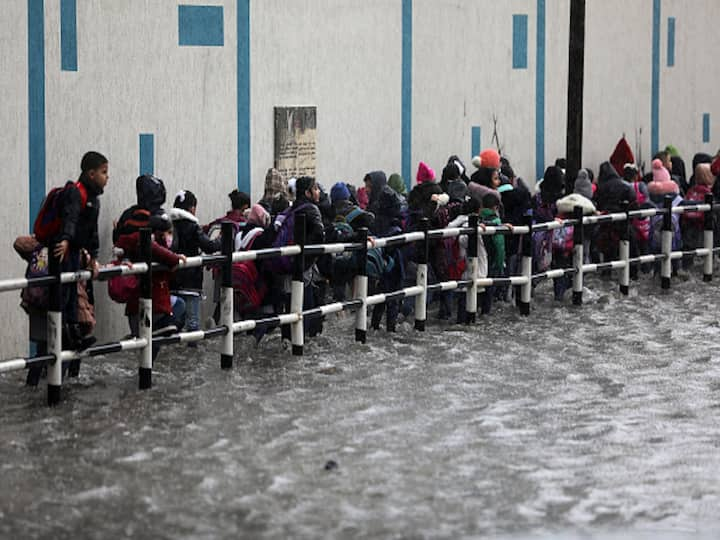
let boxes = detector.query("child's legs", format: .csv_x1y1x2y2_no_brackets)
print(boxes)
180,294,200,331
480,286,494,315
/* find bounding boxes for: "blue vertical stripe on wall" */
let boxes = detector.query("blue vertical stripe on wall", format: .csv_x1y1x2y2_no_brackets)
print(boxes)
237,0,250,194
535,0,545,181
471,126,481,158
512,14,528,69
60,0,77,71
28,0,46,230
667,17,675,67
139,134,154,176
402,0,412,190
703,114,710,143
651,0,661,155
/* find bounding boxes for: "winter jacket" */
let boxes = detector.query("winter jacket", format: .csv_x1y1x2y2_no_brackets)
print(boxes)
169,208,221,291
594,161,636,214
55,177,102,257
365,171,403,237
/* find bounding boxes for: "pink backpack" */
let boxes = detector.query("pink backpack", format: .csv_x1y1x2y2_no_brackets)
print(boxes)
631,182,651,242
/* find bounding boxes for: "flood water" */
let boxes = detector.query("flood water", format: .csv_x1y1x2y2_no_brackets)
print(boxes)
1,270,720,539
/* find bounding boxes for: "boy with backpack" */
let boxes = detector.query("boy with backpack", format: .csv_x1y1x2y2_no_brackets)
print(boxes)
169,190,221,346
32,151,108,359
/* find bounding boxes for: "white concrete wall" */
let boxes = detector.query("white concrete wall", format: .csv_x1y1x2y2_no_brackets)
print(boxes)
662,0,719,162
0,1,31,355
1,0,719,358
251,0,402,198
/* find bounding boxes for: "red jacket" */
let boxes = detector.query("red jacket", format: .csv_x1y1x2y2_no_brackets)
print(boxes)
115,231,181,315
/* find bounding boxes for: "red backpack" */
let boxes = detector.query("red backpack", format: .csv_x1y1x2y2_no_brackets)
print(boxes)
33,181,88,244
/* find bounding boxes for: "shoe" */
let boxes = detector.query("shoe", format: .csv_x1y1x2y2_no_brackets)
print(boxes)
152,324,177,337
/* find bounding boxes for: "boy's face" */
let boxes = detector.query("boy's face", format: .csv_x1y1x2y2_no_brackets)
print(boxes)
491,170,500,188
88,163,109,190
364,178,372,196
306,183,320,203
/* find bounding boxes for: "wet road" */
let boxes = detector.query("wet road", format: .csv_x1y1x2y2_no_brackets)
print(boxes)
1,272,720,539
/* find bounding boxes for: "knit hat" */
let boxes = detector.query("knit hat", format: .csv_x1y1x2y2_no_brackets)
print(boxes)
388,173,407,195
330,181,351,203
263,168,288,199
573,169,593,200
712,156,720,178
694,163,715,188
247,203,270,228
665,144,680,158
416,161,436,184
648,159,679,197
651,158,671,183
479,148,501,170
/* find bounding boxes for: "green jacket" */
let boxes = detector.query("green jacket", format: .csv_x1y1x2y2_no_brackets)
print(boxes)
480,208,505,274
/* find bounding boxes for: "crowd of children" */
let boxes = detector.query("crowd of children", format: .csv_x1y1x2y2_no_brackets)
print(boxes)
15,143,720,385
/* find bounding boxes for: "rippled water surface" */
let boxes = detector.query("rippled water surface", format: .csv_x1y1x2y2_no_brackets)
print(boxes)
2,272,720,539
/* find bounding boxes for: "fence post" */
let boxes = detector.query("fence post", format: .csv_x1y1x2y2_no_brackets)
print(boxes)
220,221,234,369
465,214,479,324
354,227,369,343
414,217,429,331
291,213,306,355
661,195,673,290
704,193,714,282
46,245,63,406
572,206,585,305
619,203,630,296
138,228,153,390
519,214,533,316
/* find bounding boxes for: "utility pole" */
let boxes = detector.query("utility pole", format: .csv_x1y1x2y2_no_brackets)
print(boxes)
566,0,586,192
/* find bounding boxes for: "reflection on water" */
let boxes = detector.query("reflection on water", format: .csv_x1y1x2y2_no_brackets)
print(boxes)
1,273,720,539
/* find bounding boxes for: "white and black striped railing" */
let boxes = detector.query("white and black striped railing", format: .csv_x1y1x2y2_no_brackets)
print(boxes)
1,194,716,406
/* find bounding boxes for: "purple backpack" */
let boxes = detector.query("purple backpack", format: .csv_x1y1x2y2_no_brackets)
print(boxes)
264,203,311,274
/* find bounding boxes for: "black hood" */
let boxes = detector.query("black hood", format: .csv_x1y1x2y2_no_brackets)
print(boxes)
364,171,387,204
136,175,166,213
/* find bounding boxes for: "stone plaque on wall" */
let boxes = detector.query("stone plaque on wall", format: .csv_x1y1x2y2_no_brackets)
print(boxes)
274,106,317,179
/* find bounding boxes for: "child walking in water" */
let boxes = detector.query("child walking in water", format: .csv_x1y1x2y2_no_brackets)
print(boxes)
169,190,221,346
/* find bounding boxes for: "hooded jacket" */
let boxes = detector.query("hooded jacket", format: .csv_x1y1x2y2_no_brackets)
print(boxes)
169,208,221,291
113,175,181,315
365,171,403,236
594,161,636,213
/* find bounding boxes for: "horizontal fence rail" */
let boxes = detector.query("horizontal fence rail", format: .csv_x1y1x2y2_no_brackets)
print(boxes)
1,194,716,406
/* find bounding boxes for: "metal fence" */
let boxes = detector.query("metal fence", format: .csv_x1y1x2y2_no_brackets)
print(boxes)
0,194,715,406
